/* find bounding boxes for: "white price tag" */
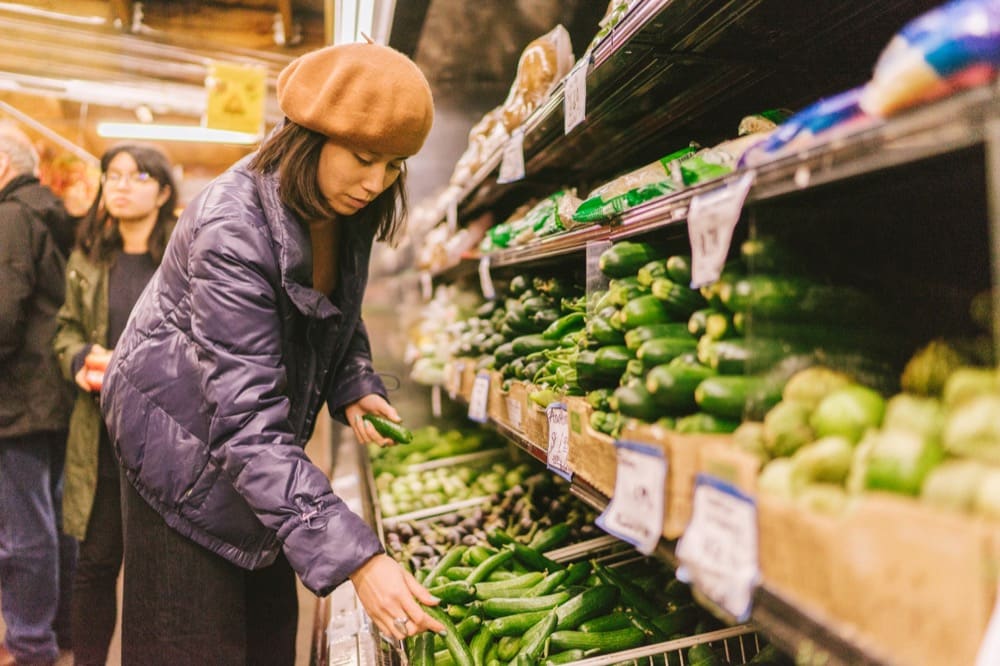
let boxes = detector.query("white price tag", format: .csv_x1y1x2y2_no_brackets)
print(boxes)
419,271,433,301
687,171,755,288
431,384,442,418
676,475,759,621
563,59,589,134
977,582,1000,665
448,361,465,401
596,441,667,555
467,371,490,423
479,255,496,300
497,128,526,183
546,403,571,479
506,397,522,431
446,197,458,232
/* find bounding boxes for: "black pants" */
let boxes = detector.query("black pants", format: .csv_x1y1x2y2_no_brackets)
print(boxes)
119,474,298,666
70,437,122,666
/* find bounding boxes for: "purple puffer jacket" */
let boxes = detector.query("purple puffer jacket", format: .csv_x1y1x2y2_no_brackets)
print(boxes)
101,157,385,596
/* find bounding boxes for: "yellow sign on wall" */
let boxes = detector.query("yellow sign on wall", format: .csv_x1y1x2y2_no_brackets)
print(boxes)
205,62,267,135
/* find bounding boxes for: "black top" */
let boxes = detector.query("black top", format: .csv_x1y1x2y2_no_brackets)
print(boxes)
108,251,157,348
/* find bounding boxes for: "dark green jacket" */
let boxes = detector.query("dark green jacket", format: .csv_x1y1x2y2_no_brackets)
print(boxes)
53,249,108,540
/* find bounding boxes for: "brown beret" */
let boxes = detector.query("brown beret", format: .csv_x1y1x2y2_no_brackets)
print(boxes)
277,43,434,157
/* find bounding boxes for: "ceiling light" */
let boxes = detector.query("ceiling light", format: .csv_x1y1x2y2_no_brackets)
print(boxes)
97,122,259,145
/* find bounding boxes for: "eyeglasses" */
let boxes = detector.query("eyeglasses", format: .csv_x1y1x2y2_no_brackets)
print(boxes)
101,171,155,187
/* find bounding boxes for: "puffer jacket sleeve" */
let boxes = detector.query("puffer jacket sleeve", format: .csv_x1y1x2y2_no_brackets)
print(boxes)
188,215,383,596
326,318,388,422
0,202,34,362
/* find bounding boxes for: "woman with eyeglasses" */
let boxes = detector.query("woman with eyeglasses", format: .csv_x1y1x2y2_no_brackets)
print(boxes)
53,143,177,666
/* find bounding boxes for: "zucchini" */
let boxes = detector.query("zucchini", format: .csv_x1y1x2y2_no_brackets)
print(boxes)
594,345,632,377
587,315,626,345
637,337,698,367
483,591,571,618
599,241,663,278
697,337,806,375
543,312,586,340
548,627,647,654
665,254,693,285
625,323,692,351
554,585,620,630
645,363,717,414
720,275,880,324
687,308,714,338
740,236,799,274
675,412,740,433
511,334,562,357
486,610,550,637
621,295,673,329
611,384,660,421
637,259,670,287
422,605,475,666
705,310,735,340
362,414,412,444
695,375,784,421
649,277,707,318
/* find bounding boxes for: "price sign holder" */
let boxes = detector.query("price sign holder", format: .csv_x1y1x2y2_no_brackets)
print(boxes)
430,384,442,418
977,582,1000,665
563,56,590,135
596,440,667,555
448,361,465,401
446,197,459,232
506,396,522,431
545,402,572,481
676,474,759,622
479,255,496,300
687,171,755,288
467,371,490,423
498,128,526,184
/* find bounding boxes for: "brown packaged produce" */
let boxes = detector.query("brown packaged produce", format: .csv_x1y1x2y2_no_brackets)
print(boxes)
500,25,573,133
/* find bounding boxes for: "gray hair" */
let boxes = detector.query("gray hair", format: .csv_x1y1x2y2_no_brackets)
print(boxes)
0,124,39,175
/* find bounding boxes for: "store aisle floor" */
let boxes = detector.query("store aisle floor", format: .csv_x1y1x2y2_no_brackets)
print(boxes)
0,414,331,666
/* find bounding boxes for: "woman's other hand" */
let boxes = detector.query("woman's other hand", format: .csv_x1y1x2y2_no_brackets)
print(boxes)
344,394,400,446
349,553,445,640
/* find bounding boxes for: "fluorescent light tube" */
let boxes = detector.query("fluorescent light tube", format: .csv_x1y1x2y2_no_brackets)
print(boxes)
96,122,259,145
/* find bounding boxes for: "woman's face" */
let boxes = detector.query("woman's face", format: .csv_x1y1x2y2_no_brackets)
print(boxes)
316,140,404,217
102,152,169,222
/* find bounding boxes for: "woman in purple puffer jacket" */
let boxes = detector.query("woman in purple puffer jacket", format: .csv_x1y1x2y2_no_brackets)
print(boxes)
100,42,444,665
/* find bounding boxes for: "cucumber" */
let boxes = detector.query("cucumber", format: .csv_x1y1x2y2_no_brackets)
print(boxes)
524,570,568,597
509,543,563,573
486,610,550,637
560,561,592,587
695,375,784,421
444,566,473,581
465,549,514,585
651,604,700,636
362,414,412,443
469,626,493,666
528,523,572,552
422,605,475,666
455,615,483,641
483,591,571,618
419,546,467,585
427,581,477,605
515,611,558,660
637,337,698,367
599,241,663,278
543,649,596,665
578,613,632,633
475,572,545,600
496,636,522,661
409,632,435,666
554,585,620,630
625,323,692,351
548,627,647,654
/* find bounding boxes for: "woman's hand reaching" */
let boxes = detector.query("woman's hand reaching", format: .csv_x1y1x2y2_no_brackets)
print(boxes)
344,394,401,447
74,344,113,392
349,553,446,640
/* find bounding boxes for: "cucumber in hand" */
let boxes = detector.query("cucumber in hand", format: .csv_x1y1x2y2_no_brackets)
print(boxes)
362,414,413,444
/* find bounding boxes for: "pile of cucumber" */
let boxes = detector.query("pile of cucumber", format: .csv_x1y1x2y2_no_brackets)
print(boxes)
406,533,750,666
369,426,507,476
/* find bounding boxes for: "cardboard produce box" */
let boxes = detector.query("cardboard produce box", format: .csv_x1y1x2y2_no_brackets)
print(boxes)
570,421,617,498
759,492,999,666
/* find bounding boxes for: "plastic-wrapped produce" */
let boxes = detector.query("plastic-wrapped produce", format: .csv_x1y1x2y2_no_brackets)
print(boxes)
500,25,574,133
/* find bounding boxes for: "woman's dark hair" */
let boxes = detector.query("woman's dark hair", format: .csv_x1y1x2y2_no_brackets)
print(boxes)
76,143,178,265
248,121,407,245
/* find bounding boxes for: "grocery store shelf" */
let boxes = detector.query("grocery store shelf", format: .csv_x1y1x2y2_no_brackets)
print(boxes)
435,83,1000,276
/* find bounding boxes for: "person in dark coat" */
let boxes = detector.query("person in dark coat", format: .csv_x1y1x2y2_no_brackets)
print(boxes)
100,42,445,664
0,123,77,666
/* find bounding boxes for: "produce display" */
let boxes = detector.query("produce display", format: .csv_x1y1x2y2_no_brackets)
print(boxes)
369,426,506,476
